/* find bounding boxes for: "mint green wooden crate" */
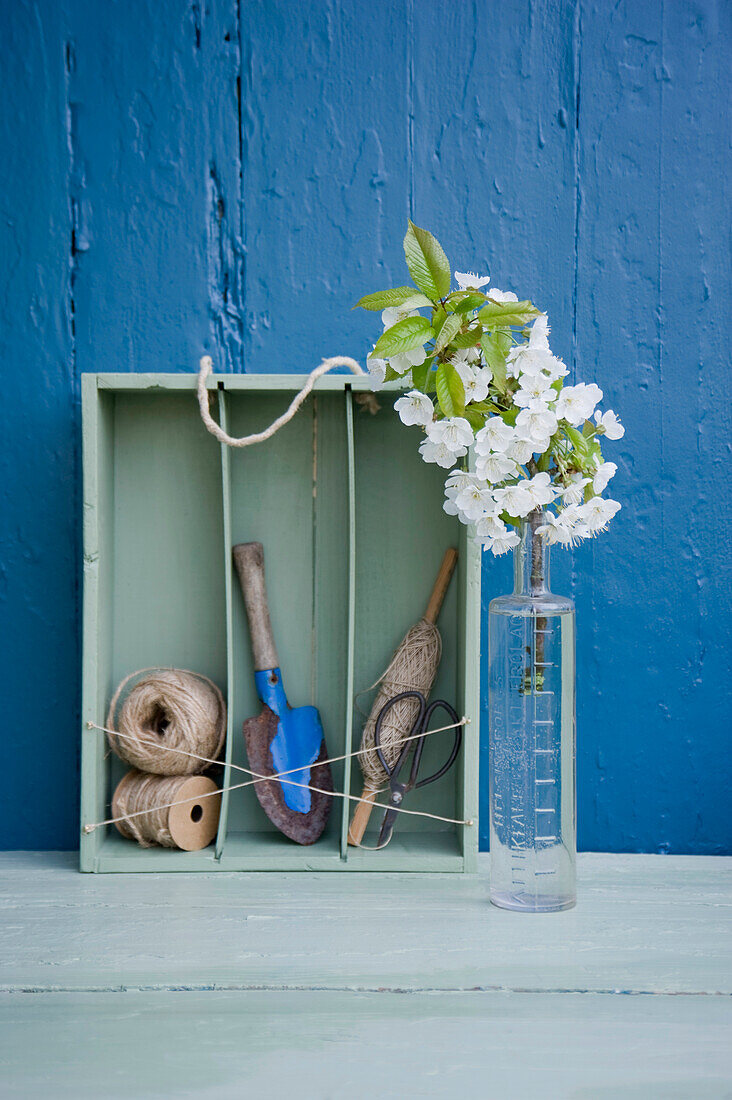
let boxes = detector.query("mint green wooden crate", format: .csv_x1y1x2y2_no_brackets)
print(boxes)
80,373,480,872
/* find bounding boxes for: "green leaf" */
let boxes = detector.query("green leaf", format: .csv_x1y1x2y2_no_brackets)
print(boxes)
435,362,465,417
564,425,593,464
373,315,435,359
451,327,483,349
481,332,509,393
403,221,451,300
468,400,502,415
501,406,519,427
454,293,487,314
353,286,426,311
478,300,540,328
464,407,488,431
434,314,462,354
431,305,448,337
399,292,434,310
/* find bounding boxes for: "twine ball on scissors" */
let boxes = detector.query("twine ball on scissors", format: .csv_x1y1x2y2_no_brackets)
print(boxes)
106,668,226,775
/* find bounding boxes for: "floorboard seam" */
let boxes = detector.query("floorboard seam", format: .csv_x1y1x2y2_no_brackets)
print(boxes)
1,985,728,997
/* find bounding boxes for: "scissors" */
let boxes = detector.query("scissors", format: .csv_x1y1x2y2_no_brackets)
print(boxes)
374,690,462,847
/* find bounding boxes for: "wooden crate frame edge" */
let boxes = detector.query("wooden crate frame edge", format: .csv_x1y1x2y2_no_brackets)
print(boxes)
80,372,481,873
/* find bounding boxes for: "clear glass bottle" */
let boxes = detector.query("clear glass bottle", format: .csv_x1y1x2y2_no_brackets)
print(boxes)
488,509,576,911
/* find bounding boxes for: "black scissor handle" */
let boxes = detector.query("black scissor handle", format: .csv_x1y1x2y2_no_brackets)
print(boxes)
414,699,462,788
373,690,427,780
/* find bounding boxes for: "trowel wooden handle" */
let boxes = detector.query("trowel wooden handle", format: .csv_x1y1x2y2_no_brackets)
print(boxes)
423,548,458,624
232,542,280,671
347,788,378,846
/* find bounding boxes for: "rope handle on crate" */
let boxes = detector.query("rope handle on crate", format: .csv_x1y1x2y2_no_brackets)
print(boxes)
197,355,375,447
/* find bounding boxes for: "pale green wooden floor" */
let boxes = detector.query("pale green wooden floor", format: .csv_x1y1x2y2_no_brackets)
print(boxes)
0,853,730,1098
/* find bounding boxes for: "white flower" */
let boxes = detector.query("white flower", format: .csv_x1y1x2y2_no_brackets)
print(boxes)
475,451,518,484
506,436,536,465
419,438,462,469
543,356,569,382
535,512,562,544
450,348,472,368
594,409,625,439
455,271,490,291
493,482,535,518
555,383,603,427
506,346,548,380
453,359,491,403
394,390,434,427
475,416,514,455
389,345,426,375
515,402,558,444
561,474,592,506
427,417,474,453
485,288,518,303
455,483,497,523
445,470,476,491
524,472,557,508
593,461,617,494
475,515,508,541
483,528,521,556
537,504,590,546
580,497,621,533
366,352,387,390
443,472,478,516
381,305,417,330
514,372,553,407
529,313,551,351
505,313,569,383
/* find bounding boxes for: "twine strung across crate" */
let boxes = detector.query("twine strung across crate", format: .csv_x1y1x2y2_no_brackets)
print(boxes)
83,714,472,837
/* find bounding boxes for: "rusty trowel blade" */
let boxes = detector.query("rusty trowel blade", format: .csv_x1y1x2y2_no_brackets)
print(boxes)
243,706,333,845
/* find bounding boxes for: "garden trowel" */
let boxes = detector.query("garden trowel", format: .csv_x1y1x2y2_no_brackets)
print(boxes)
233,542,333,844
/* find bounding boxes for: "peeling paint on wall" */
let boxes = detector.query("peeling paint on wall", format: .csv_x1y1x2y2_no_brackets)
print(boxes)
1,0,730,852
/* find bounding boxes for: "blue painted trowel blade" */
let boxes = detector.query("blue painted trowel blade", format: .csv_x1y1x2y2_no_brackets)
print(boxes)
254,669,324,814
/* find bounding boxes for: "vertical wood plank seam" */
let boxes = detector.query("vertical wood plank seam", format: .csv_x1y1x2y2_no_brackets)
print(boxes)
570,0,582,606
407,0,414,219
65,35,85,859
571,0,581,376
236,0,245,371
657,0,665,557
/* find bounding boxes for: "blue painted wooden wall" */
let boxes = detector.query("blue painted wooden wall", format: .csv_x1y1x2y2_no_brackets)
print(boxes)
2,0,729,853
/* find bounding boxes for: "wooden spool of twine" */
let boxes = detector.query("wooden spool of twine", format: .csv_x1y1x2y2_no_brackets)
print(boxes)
112,770,221,850
348,549,458,845
106,668,226,775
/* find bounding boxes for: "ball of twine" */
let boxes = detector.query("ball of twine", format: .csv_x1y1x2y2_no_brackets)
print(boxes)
357,618,442,790
106,668,226,775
